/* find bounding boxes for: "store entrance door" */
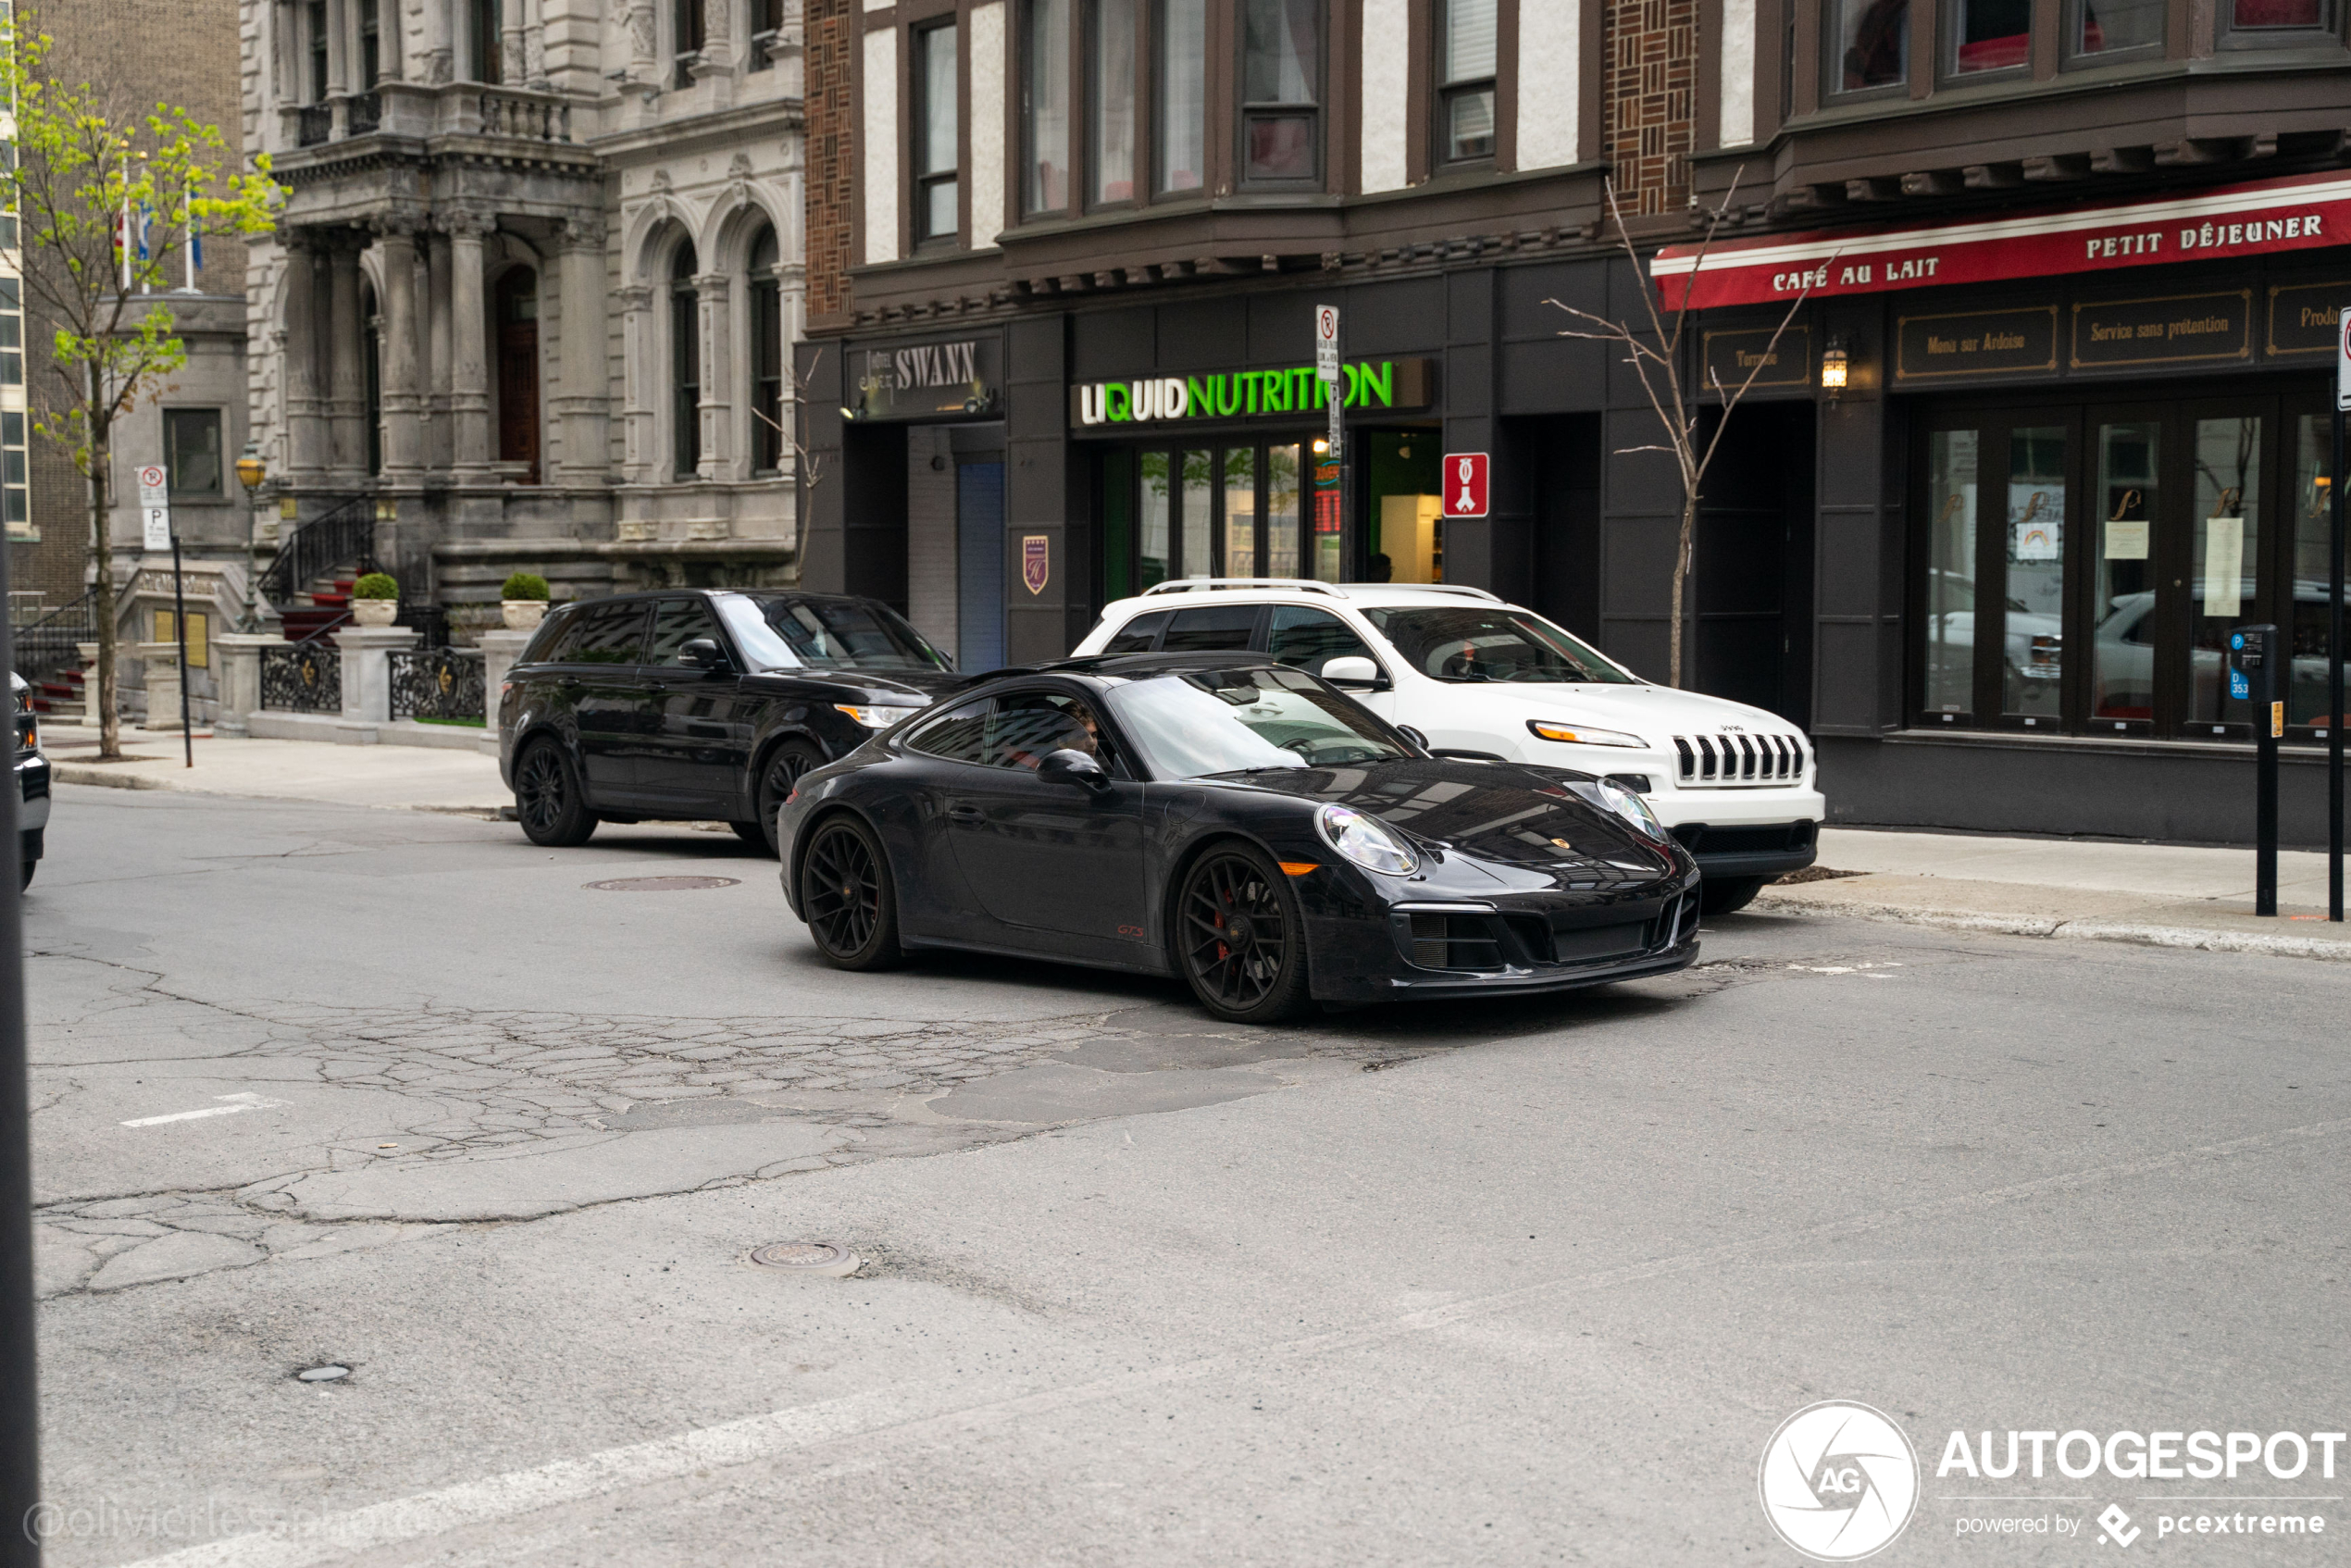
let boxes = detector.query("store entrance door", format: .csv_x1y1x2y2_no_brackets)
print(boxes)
957,459,1005,672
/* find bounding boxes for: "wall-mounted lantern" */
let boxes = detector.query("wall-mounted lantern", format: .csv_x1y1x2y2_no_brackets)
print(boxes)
1820,337,1850,401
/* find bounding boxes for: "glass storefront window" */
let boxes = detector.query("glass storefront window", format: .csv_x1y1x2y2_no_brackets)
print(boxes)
1224,447,1258,577
1834,0,1909,92
1265,443,1300,579
2004,426,2065,720
1312,442,1343,582
2189,417,2263,730
1182,449,1213,576
2093,421,2158,726
1138,450,1170,589
1924,429,1978,716
2292,415,2336,729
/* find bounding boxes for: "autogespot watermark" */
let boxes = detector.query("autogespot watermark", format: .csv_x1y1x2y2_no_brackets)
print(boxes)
1759,1405,2345,1556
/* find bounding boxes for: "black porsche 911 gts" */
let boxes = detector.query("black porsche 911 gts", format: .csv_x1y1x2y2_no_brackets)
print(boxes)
776,652,1702,1024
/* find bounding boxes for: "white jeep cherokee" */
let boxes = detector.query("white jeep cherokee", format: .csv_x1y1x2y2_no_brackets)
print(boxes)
1071,579,1826,915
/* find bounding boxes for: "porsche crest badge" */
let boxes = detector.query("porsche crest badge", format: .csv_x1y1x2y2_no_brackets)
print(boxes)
1021,534,1050,595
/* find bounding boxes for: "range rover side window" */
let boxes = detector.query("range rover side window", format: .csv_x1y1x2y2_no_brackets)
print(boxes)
522,606,579,664
567,601,653,666
904,699,993,764
646,597,727,666
1103,609,1172,653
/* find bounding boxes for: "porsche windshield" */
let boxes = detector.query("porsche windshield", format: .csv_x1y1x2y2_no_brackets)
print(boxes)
715,594,949,672
1107,666,1412,778
1362,606,1636,684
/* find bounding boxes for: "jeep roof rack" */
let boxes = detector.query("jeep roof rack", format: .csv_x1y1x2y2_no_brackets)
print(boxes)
1139,578,1341,598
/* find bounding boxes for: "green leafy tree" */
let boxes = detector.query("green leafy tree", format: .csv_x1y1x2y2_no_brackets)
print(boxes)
1,10,279,756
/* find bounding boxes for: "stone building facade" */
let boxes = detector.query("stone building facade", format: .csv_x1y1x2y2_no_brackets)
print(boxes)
242,0,810,634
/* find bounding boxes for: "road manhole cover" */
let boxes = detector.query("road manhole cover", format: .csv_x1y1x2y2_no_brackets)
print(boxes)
748,1241,861,1277
584,876,741,891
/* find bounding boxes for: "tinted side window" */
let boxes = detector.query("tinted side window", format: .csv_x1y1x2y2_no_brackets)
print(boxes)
647,598,726,665
982,691,1116,771
1103,608,1171,653
904,698,992,764
521,607,578,665
1266,606,1375,676
1162,604,1260,651
569,601,652,665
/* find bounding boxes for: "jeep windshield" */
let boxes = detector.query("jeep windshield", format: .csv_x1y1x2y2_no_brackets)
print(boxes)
1362,606,1636,684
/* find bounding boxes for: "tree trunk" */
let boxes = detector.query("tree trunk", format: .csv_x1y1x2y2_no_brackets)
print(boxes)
87,378,118,760
1669,491,1697,690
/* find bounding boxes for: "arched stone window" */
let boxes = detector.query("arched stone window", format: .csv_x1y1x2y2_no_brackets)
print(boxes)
670,241,701,480
747,224,782,475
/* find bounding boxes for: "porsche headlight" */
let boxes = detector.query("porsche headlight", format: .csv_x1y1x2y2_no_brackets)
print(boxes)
835,703,923,730
1317,803,1418,877
1528,719,1648,749
1598,780,1672,843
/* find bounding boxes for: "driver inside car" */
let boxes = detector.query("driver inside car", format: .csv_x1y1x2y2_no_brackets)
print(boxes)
990,693,1112,771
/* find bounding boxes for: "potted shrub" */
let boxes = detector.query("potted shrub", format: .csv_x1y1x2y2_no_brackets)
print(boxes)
350,572,400,627
501,572,551,630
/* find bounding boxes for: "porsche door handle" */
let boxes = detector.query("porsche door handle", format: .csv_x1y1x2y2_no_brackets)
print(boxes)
946,803,984,825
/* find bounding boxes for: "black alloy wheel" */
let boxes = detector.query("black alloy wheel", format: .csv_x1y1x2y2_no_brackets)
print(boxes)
515,740,597,847
735,740,826,854
799,815,902,970
1699,876,1765,916
1175,846,1312,1024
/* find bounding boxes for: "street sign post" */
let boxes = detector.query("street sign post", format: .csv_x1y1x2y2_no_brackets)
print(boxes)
1316,305,1344,579
2234,625,2282,916
137,464,193,767
2332,309,2349,920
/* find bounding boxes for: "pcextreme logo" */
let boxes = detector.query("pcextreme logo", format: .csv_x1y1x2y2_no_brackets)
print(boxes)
1760,1401,1922,1562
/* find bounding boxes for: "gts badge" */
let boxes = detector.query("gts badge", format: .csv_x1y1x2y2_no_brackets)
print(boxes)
1116,924,1145,938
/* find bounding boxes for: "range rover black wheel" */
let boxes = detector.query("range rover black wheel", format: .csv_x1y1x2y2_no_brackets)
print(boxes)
1174,845,1312,1025
799,815,903,970
515,740,597,847
736,740,826,854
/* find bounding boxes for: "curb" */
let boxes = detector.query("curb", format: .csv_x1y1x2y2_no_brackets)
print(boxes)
1753,891,2351,963
51,764,172,792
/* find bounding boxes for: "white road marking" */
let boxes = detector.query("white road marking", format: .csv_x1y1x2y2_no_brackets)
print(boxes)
120,1092,289,1127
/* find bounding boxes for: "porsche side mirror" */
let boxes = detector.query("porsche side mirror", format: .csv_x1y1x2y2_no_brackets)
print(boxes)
1399,725,1432,753
678,638,728,671
1038,748,1111,790
1321,654,1387,689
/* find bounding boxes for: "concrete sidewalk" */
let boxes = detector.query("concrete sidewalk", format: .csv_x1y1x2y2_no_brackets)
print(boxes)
38,720,2351,959
1771,827,2351,961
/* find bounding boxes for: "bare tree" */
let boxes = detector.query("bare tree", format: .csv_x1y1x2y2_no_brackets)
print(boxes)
1546,174,1816,690
752,343,830,496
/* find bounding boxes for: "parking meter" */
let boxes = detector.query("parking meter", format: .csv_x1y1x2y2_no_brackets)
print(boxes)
2232,625,2281,915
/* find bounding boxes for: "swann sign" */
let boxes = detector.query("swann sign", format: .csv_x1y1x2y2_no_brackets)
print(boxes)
1069,357,1434,428
845,336,1001,421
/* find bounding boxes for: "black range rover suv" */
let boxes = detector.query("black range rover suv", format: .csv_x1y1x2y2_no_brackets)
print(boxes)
498,590,964,851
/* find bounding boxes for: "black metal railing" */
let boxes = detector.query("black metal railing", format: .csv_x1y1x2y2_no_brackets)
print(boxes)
296,103,332,147
388,647,484,721
260,641,342,714
394,601,450,649
257,493,372,610
10,589,98,683
347,91,381,135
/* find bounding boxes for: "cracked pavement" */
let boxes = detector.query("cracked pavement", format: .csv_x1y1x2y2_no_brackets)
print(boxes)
25,784,2350,1567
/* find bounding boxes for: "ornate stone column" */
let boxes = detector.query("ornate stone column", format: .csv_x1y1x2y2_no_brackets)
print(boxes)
327,234,369,483
281,231,330,485
525,0,551,89
373,213,425,479
419,0,454,84
553,216,610,487
426,227,454,473
692,270,733,480
442,209,497,481
502,0,526,88
616,284,654,485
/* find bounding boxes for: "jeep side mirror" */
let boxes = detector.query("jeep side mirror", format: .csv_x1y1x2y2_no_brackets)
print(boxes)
1037,748,1111,790
1322,654,1385,689
678,638,728,671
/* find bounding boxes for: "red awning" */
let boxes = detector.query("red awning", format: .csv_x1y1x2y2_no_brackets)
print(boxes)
1651,168,2351,312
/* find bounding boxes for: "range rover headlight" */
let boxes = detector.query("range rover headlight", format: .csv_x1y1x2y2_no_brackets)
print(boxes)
1316,803,1418,877
1528,719,1648,749
835,703,923,730
1597,779,1672,843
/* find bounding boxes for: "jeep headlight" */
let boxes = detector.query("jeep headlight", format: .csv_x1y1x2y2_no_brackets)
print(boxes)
1317,803,1418,877
1527,719,1648,749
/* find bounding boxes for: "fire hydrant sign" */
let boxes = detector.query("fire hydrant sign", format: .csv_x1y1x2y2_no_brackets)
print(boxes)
1444,453,1489,518
137,464,171,550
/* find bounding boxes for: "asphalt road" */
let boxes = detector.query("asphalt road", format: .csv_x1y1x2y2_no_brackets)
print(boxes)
20,784,2351,1566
